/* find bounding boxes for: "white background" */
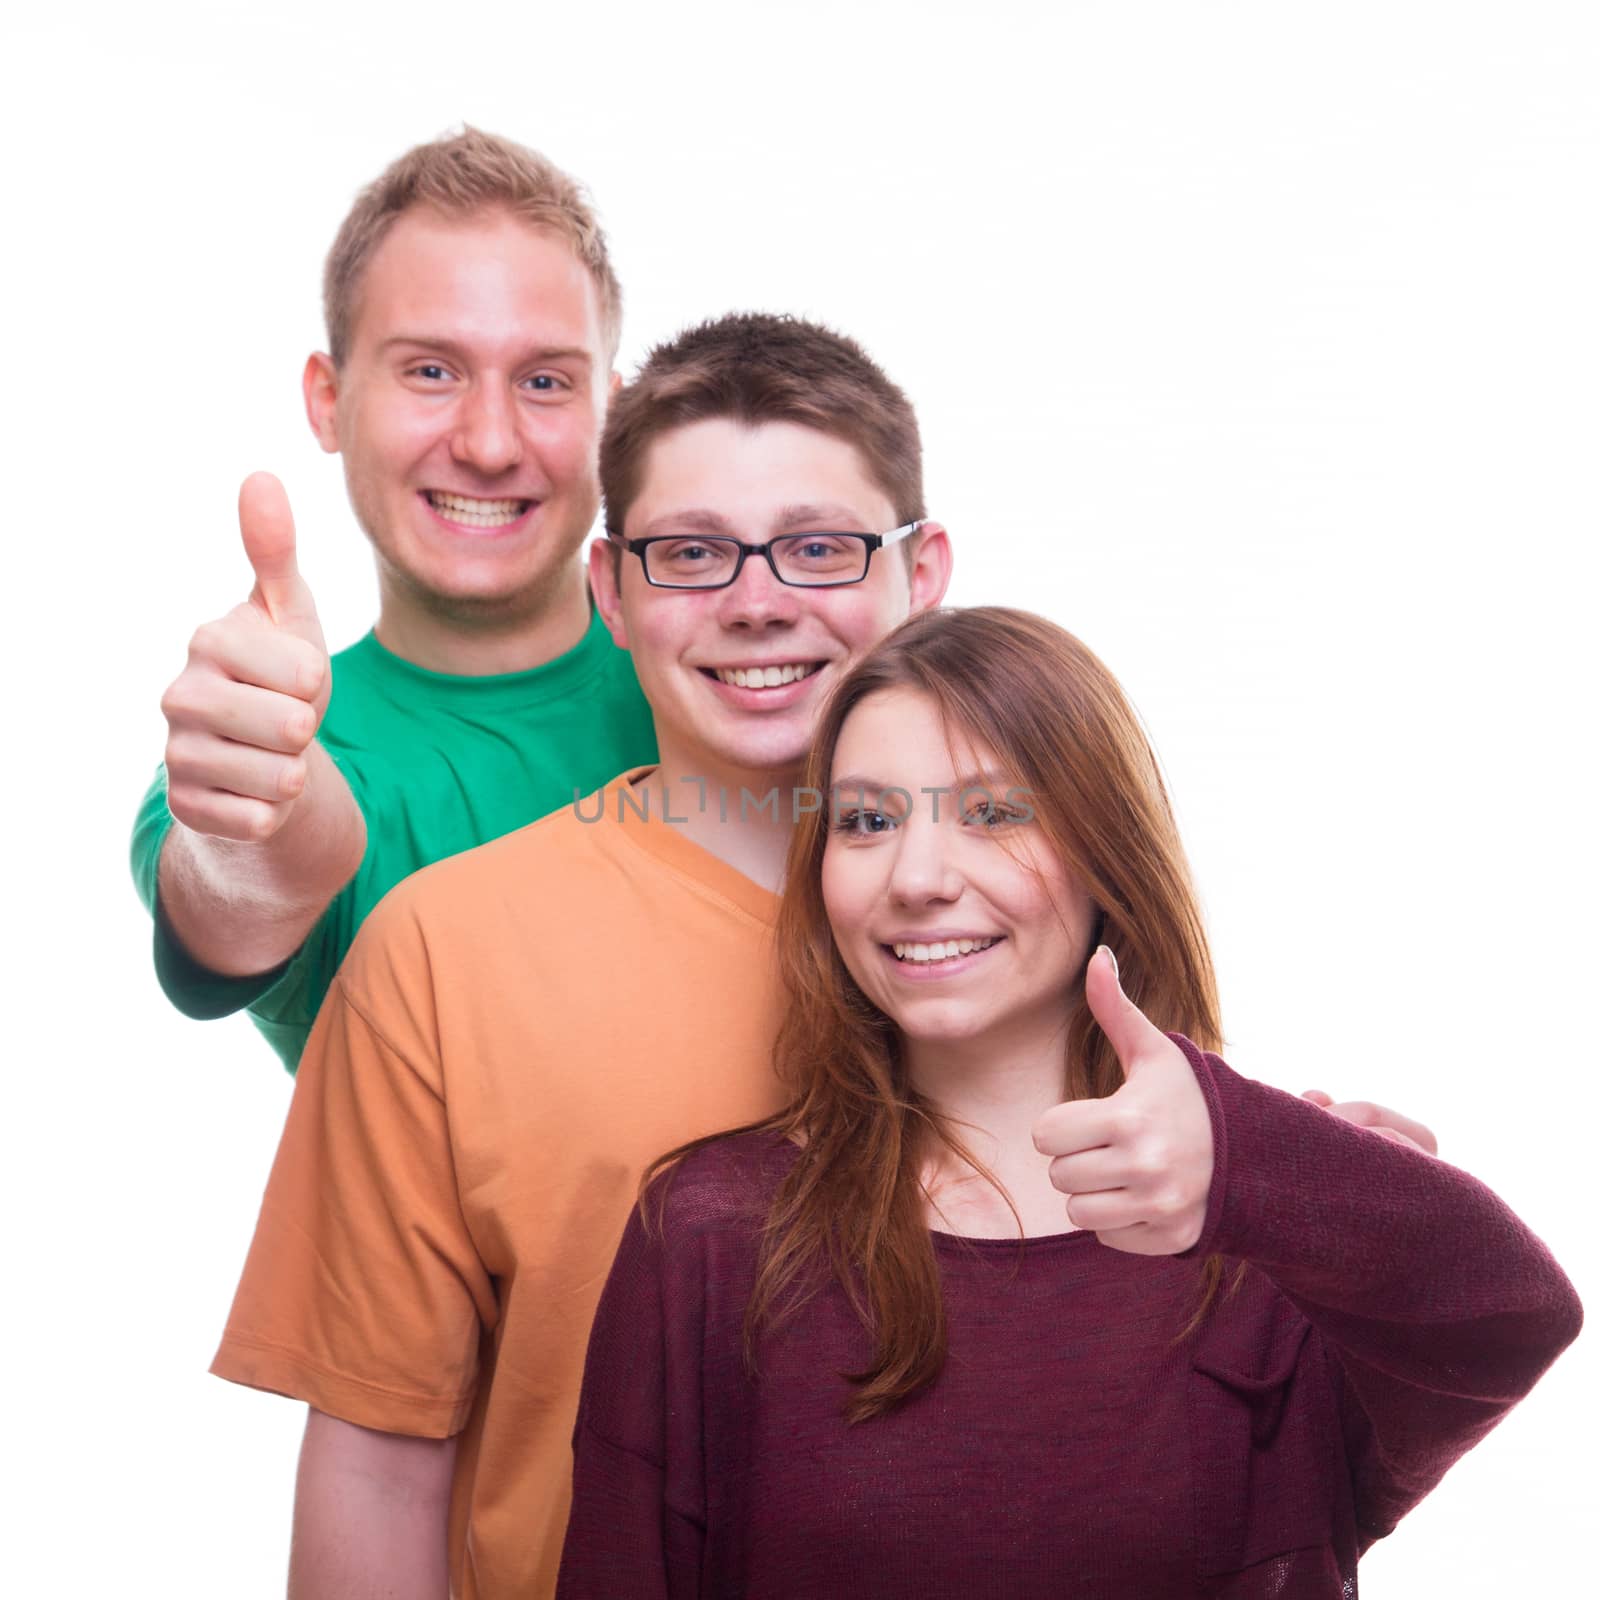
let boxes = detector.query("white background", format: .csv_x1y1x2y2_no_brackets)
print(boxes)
4,1,1595,1593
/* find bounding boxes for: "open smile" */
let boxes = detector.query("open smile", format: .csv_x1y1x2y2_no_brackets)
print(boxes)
421,490,539,532
703,661,820,689
698,661,827,708
879,935,1005,980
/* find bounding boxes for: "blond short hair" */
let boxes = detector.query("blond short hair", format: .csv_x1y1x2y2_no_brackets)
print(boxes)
322,126,622,367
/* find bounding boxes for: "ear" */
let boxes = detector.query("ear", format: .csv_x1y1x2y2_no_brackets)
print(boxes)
588,536,630,649
906,520,953,613
303,352,341,454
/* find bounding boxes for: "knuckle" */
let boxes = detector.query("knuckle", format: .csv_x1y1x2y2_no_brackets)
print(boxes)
163,730,200,773
158,682,187,724
1140,1137,1173,1175
300,649,329,697
188,618,232,661
241,804,283,843
1110,1108,1145,1145
1032,1108,1066,1152
164,787,204,829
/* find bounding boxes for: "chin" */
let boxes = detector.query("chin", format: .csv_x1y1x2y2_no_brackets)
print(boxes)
706,737,813,779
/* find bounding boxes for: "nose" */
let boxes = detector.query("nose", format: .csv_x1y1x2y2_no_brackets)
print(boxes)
450,380,524,476
886,809,962,908
714,548,800,630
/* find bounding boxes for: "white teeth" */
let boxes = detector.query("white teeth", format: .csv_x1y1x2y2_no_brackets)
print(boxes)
891,937,996,963
427,491,529,527
714,663,814,688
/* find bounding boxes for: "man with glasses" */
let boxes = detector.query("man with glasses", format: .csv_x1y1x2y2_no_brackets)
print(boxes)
210,313,953,1599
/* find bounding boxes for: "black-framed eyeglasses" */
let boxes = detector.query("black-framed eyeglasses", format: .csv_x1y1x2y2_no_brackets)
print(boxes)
616,521,926,589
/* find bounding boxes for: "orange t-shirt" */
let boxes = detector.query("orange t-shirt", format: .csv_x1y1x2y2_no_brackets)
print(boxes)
211,769,784,1598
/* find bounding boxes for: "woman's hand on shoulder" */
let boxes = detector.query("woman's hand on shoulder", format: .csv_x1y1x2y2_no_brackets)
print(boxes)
1299,1089,1439,1154
1031,946,1214,1256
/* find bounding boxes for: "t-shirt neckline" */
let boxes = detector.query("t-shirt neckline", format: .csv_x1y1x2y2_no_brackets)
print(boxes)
587,767,780,927
340,599,617,709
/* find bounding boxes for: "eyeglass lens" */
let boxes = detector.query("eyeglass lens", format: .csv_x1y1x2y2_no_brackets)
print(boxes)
645,535,868,587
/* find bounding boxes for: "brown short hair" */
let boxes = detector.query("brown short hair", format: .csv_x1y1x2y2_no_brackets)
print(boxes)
600,313,925,537
322,126,622,368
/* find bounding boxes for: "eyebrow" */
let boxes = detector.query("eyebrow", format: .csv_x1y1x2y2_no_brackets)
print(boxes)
830,769,1017,796
637,503,877,539
378,335,594,368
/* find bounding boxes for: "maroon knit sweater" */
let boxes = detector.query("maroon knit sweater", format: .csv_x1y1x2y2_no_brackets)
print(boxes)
557,1039,1581,1598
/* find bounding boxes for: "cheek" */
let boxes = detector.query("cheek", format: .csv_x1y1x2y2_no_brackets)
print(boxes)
820,845,872,944
1021,881,1097,979
347,398,431,476
812,592,891,655
531,405,602,475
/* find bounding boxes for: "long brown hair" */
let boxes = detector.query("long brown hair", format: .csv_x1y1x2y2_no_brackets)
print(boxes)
651,607,1225,1420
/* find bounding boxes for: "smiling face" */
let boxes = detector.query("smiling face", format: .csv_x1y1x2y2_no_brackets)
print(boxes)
591,418,951,786
821,687,1097,1053
305,205,611,627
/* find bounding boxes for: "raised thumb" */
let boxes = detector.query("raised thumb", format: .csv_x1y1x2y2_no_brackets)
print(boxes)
1084,945,1166,1075
239,471,315,628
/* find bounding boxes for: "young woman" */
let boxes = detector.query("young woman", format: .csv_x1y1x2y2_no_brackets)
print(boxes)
557,607,1580,1599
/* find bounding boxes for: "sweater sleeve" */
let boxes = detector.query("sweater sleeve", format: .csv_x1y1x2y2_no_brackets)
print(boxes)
557,1200,706,1600
1176,1036,1583,1545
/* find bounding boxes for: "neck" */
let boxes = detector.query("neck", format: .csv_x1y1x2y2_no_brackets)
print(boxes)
908,1005,1081,1238
373,561,591,676
647,743,806,893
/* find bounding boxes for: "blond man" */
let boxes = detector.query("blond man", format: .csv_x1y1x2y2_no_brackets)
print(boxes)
131,129,655,1071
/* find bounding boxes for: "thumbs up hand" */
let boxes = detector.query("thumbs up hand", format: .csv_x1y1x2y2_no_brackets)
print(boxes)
1031,946,1215,1255
159,473,332,842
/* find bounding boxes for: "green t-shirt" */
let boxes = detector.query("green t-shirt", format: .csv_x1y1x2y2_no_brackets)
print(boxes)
130,602,657,1073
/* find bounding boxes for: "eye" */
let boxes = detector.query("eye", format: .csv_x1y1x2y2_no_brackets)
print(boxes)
523,372,570,395
832,807,895,836
408,363,452,383
964,801,1024,830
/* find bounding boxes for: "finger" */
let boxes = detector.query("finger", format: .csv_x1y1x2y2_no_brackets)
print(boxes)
1064,1189,1142,1234
1090,1221,1168,1257
239,472,316,627
165,732,308,803
1083,945,1170,1078
1300,1089,1334,1107
1320,1100,1439,1156
189,610,328,702
163,678,320,753
1046,1147,1129,1196
1371,1126,1428,1152
1032,1095,1126,1159
165,784,288,843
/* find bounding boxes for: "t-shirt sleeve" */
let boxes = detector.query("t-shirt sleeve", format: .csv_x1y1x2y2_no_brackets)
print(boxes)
210,896,495,1437
130,764,307,1024
1177,1037,1583,1544
558,1200,706,1599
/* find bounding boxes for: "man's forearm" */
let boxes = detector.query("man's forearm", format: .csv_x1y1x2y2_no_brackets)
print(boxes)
158,741,366,977
289,1411,456,1600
